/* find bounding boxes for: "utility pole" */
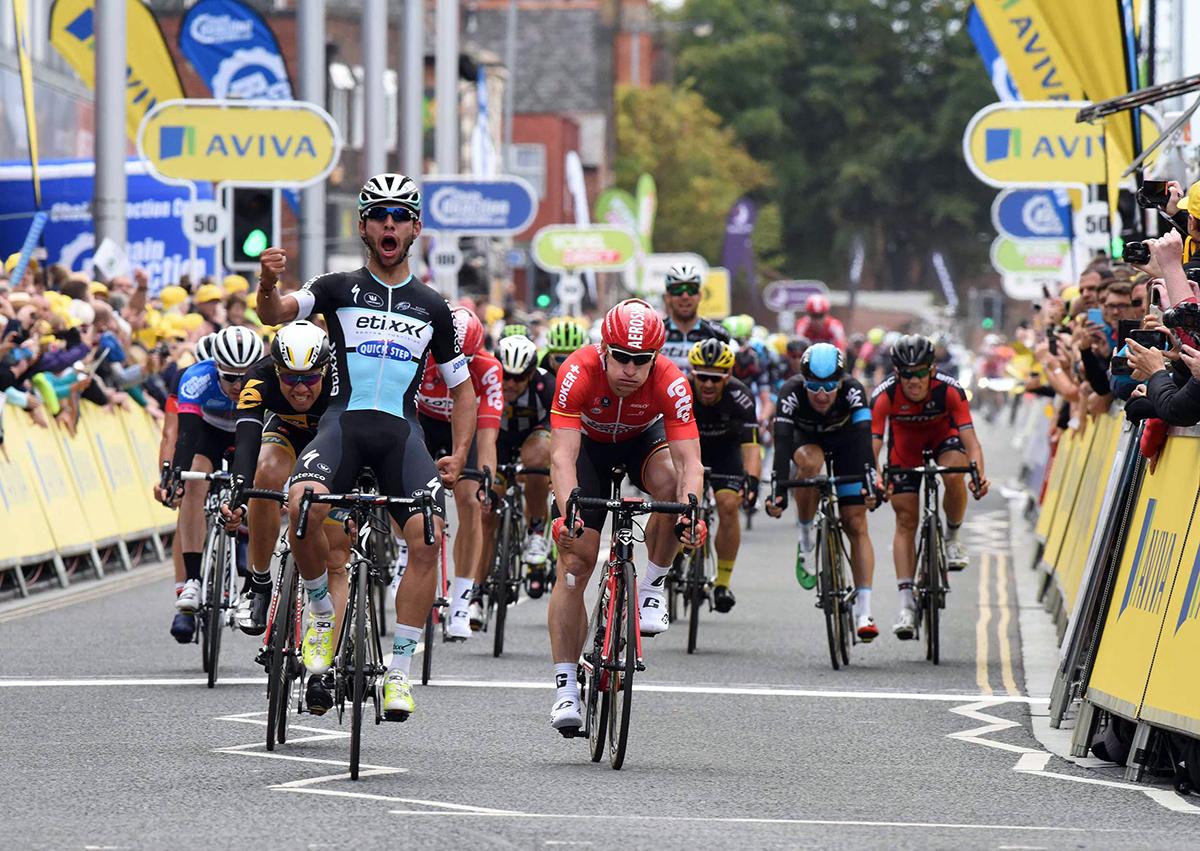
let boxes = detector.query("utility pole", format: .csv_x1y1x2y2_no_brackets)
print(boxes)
435,0,460,174
362,0,387,178
401,0,424,180
297,0,326,281
93,0,126,258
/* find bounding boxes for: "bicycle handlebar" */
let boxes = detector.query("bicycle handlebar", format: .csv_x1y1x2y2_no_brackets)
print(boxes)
295,487,436,546
769,465,881,512
180,470,232,484
496,463,550,478
883,457,981,494
565,488,699,536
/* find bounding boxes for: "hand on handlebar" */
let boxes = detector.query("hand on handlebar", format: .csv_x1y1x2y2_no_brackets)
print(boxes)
741,475,760,510
552,516,585,553
436,453,464,487
764,494,786,518
674,514,707,548
969,473,990,500
219,503,245,533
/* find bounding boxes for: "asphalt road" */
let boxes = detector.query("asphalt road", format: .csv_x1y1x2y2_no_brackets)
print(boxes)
2,416,1198,849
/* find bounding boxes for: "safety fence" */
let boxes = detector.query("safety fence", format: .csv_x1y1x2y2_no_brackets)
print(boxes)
0,406,175,597
1033,403,1200,781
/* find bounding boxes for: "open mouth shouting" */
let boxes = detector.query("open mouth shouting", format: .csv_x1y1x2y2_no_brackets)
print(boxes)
377,233,402,264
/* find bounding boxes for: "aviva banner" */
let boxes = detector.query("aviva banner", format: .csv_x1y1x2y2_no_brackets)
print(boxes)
963,102,1160,187
49,0,185,144
972,0,1083,103
137,99,341,186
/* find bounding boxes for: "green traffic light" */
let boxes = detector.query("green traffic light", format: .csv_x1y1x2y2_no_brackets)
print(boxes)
242,228,269,258
536,293,552,308
1111,235,1124,259
981,317,995,329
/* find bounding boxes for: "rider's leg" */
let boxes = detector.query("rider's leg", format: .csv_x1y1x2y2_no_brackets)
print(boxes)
938,448,970,534
790,444,825,588
388,511,445,675
178,453,214,585
521,430,551,531
547,532,603,664
323,522,351,627
450,478,482,634
287,479,334,613
247,443,293,584
840,504,875,618
638,448,683,632
714,489,741,588
890,492,920,609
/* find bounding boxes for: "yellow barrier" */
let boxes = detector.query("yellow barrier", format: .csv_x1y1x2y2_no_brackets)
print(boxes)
1042,426,1095,572
0,416,59,566
119,405,177,531
1035,427,1073,542
11,410,100,557
1140,530,1200,737
53,412,124,548
82,405,159,539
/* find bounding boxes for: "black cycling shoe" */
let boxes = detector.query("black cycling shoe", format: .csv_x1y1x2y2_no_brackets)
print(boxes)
526,567,546,599
305,671,335,716
170,612,195,643
237,587,272,636
713,585,736,613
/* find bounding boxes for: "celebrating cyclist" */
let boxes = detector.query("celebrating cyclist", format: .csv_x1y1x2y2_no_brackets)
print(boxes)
658,262,731,374
765,343,879,641
539,316,588,377
547,298,705,733
794,294,847,351
871,334,989,640
157,326,263,642
490,334,555,596
254,173,474,721
686,339,761,612
416,305,503,636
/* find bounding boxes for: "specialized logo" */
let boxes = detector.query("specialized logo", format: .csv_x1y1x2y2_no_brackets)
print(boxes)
364,292,385,309
666,376,693,423
301,449,319,469
358,339,414,361
351,283,361,304
237,379,264,410
557,363,581,409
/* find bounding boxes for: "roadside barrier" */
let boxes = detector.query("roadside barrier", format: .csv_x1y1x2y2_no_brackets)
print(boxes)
1034,408,1200,782
0,406,172,596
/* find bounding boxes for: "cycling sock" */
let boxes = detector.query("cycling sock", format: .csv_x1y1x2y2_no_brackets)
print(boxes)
249,569,273,591
797,520,816,552
554,662,579,703
716,559,735,588
853,587,872,618
528,517,545,535
388,624,423,676
304,572,335,616
183,552,202,582
946,522,961,542
641,561,670,596
452,577,473,612
898,580,914,611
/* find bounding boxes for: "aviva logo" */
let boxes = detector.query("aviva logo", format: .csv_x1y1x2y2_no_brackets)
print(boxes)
985,127,1104,163
1118,499,1175,619
985,129,1020,162
159,126,197,159
160,126,319,160
1174,546,1200,634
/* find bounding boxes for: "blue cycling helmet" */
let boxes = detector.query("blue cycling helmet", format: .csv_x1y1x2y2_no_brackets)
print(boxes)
800,342,845,381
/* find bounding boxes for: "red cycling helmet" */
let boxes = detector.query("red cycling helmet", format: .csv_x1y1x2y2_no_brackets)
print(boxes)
601,298,666,352
451,306,485,356
805,294,830,316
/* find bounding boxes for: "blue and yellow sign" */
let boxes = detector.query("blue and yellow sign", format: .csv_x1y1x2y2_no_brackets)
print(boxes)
137,99,341,186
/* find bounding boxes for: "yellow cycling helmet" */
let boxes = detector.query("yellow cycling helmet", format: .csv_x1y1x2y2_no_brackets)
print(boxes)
688,338,735,371
767,333,788,356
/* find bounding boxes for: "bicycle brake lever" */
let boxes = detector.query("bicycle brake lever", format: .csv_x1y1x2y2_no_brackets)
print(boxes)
295,487,314,540
421,491,435,546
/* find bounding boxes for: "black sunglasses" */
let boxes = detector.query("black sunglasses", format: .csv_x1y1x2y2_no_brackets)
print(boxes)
608,347,655,366
693,371,727,383
218,370,246,384
897,366,931,380
666,282,701,296
363,206,414,223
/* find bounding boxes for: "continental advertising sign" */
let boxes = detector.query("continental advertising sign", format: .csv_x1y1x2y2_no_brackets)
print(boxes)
137,99,341,186
531,225,638,272
963,102,1160,188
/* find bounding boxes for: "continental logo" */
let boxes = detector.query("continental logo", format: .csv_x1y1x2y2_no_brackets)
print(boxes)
557,363,581,410
1118,499,1175,619
238,379,264,410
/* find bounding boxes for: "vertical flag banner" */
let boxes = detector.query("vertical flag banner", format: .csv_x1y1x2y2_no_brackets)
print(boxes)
49,0,185,145
635,173,656,254
12,0,40,208
971,0,1084,102
720,196,757,292
966,6,1019,103
470,67,497,178
178,0,293,100
593,188,639,236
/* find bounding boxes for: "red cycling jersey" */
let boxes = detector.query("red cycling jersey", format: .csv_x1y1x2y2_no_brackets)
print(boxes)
870,372,974,464
794,315,847,350
549,344,699,443
416,350,504,430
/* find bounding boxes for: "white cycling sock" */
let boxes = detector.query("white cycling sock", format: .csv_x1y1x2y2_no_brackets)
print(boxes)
451,577,473,613
554,662,579,704
853,587,872,619
898,581,914,611
797,520,816,552
641,561,670,597
303,572,334,616
388,623,423,676
947,523,961,543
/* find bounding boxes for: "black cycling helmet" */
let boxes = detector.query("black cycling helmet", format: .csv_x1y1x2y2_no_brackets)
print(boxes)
890,334,935,369
786,335,810,356
800,342,845,381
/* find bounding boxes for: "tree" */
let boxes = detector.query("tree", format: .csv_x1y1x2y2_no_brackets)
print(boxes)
672,0,996,294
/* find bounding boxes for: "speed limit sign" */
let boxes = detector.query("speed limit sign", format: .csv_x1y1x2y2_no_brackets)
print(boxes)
182,199,229,248
1073,202,1122,252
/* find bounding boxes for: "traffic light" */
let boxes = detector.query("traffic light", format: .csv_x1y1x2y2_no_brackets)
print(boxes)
979,290,1003,330
227,187,277,269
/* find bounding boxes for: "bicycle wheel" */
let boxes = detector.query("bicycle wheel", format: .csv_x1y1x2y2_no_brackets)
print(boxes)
492,508,513,658
421,608,435,686
818,527,841,671
687,546,704,655
608,560,638,770
585,577,611,763
198,523,220,674
349,564,368,780
205,531,227,688
924,520,941,665
832,537,852,667
266,554,297,751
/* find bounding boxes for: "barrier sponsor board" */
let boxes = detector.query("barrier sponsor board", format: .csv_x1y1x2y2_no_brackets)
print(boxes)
1041,427,1093,572
531,225,638,272
1035,428,1074,542
421,176,538,235
137,99,341,186
1141,524,1200,736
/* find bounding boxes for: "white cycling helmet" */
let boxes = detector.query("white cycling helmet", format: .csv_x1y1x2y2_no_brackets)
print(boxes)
358,173,421,218
212,325,263,370
195,333,217,362
271,320,331,371
498,335,539,376
665,262,702,286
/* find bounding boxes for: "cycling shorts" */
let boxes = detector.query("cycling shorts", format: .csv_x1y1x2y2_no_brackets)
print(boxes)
262,414,318,459
790,426,874,506
290,410,446,523
187,421,235,471
418,413,478,472
699,438,744,491
497,426,548,466
888,433,965,495
574,420,668,531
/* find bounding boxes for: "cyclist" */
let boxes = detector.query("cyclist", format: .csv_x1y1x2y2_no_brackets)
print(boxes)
687,339,761,612
219,320,350,715
539,316,588,377
547,298,705,732
156,326,263,642
724,314,776,429
416,305,503,636
254,172,474,721
764,343,880,641
658,262,730,373
794,294,847,350
490,334,555,596
871,334,989,640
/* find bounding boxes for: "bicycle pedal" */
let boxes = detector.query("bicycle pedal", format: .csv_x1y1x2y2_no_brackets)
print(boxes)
382,709,410,723
635,661,645,672
557,725,584,739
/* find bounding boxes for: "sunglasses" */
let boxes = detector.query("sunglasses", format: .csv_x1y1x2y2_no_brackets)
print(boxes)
693,371,728,383
502,371,533,382
1131,299,1144,308
666,282,701,297
218,370,246,384
897,367,931,380
805,379,840,393
608,347,655,366
363,206,414,223
278,370,323,387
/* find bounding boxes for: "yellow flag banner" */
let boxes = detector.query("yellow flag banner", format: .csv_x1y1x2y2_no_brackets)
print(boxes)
49,0,185,144
12,0,41,207
971,0,1085,103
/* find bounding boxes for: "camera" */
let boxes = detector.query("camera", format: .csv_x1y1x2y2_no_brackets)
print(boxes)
1123,241,1151,265
1136,180,1171,209
1162,300,1200,331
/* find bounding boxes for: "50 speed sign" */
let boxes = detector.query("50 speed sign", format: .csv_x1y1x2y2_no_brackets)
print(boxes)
1073,202,1122,252
182,200,230,248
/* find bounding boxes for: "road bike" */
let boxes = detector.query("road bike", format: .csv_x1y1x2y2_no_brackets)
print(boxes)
562,468,699,770
884,450,980,665
295,476,435,780
772,457,877,671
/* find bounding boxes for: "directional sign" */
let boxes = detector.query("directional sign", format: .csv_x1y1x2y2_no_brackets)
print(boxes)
990,236,1071,279
137,98,341,186
181,199,229,248
762,279,828,312
430,243,464,275
421,175,538,235
531,225,638,272
991,189,1071,240
555,273,586,304
637,252,708,296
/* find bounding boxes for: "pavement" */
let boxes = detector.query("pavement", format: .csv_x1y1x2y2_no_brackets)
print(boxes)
3,416,1198,849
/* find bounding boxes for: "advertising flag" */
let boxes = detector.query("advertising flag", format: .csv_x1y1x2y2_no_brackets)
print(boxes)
12,0,40,208
49,0,185,144
971,0,1084,103
635,173,656,254
178,0,293,100
720,196,757,290
966,6,1019,103
470,68,497,178
593,188,639,236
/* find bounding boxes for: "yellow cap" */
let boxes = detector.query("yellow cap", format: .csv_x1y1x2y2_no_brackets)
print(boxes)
89,281,110,297
195,284,223,304
159,285,188,310
246,292,258,310
1179,183,1200,216
222,274,250,295
181,312,206,331
4,253,37,276
483,304,505,326
1059,286,1080,302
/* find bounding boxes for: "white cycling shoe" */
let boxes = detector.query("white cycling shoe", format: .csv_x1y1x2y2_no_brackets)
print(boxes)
892,607,918,641
550,695,583,731
176,579,201,613
946,541,969,571
638,589,670,636
447,608,472,640
523,533,550,565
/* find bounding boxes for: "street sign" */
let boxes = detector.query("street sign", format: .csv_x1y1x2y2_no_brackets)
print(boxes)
421,175,539,235
963,102,1160,187
990,236,1071,279
637,252,708,296
137,98,341,186
530,225,638,272
430,243,464,275
555,273,586,304
762,279,828,312
1073,201,1122,252
991,189,1071,240
182,199,229,248
699,267,731,319
505,248,526,269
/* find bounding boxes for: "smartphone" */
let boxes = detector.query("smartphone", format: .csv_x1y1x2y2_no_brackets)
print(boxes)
1110,355,1132,376
1086,307,1106,328
1116,319,1141,346
1129,328,1171,350
1047,335,1059,356
1137,179,1171,208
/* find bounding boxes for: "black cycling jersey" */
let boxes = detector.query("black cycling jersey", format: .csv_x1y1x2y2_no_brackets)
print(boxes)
775,375,871,435
231,356,331,483
773,375,873,494
660,316,731,373
692,376,758,445
501,367,554,438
